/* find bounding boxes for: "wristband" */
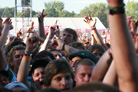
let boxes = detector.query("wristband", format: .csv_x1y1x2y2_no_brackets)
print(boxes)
23,55,31,61
109,8,125,15
91,27,96,30
24,51,32,57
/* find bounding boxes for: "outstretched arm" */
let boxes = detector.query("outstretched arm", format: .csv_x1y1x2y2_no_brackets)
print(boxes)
0,17,13,69
107,0,138,91
84,15,108,49
103,61,117,86
91,49,112,82
38,9,47,39
17,35,39,91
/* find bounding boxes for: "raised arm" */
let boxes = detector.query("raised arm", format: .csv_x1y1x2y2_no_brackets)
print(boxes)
39,21,58,52
0,17,13,69
90,49,112,82
38,9,47,39
107,0,138,91
17,35,39,91
103,61,117,86
84,14,108,49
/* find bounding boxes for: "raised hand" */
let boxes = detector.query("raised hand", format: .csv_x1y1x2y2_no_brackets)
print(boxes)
25,35,39,54
49,20,59,38
38,9,47,22
84,14,97,29
127,16,138,33
2,17,13,30
16,28,22,37
27,21,34,32
51,39,63,50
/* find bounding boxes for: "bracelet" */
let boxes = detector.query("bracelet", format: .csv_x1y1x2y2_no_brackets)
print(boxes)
62,44,65,50
24,51,32,57
91,27,96,30
109,8,125,15
23,55,31,61
108,3,125,10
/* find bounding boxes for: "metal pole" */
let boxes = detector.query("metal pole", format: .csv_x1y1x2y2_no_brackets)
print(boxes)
14,0,17,32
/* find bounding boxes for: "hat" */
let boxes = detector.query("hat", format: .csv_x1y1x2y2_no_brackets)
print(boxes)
68,50,97,64
5,81,30,92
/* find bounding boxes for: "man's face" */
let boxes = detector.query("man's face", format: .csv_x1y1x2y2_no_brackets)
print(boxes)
12,50,25,73
32,67,45,89
62,31,74,44
74,64,94,87
50,72,73,92
69,57,82,73
84,43,91,50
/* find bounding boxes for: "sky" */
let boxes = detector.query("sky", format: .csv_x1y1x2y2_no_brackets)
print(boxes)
0,0,137,14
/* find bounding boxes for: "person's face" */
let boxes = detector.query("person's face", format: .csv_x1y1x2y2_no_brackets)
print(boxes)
74,64,93,87
32,67,45,89
84,43,91,50
0,74,9,87
92,49,103,60
69,57,82,73
50,72,73,92
11,86,28,92
12,50,25,73
51,51,62,60
62,31,74,44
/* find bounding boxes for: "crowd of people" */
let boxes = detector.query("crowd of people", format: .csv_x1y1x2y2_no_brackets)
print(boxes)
0,0,138,92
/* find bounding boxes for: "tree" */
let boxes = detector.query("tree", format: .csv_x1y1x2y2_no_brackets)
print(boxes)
44,1,76,17
0,7,14,17
126,1,138,21
78,3,108,28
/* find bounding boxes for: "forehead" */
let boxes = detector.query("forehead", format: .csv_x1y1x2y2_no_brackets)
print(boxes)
63,31,73,36
72,57,82,62
51,51,61,55
33,67,44,74
76,64,93,73
14,50,25,54
92,49,103,53
53,72,71,78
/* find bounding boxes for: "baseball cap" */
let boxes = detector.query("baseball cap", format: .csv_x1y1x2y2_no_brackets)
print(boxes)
68,50,97,64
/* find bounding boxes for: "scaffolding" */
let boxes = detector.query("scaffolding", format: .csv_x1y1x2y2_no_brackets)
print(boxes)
14,0,32,35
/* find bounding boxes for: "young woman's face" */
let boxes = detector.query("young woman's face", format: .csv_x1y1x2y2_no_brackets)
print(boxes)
50,72,73,92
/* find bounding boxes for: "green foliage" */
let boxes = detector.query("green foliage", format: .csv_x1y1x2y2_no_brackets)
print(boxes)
44,1,76,17
126,1,138,21
0,7,14,17
78,3,108,27
0,7,37,17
